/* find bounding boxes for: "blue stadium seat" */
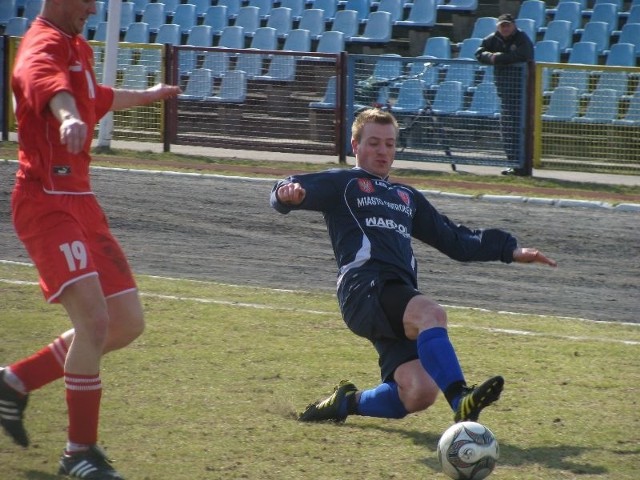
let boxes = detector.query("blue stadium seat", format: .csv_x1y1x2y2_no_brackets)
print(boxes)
123,21,150,43
431,80,464,114
250,26,277,50
282,28,311,52
592,0,622,11
457,37,481,59
86,1,106,36
422,36,451,59
141,2,165,34
298,9,325,41
218,0,241,19
517,0,546,32
173,3,197,36
578,21,610,55
155,23,181,46
266,7,292,39
394,0,437,28
441,62,476,91
456,81,500,118
612,92,640,125
309,76,337,109
4,16,27,36
586,3,619,34
93,21,108,42
217,25,244,48
192,0,213,19
202,51,231,78
130,0,149,17
535,40,560,93
349,11,392,45
315,30,345,53
377,0,403,23
235,52,265,78
409,57,440,87
567,41,597,65
247,0,272,20
617,23,640,56
542,20,573,53
546,1,582,32
121,63,148,89
203,6,228,36
626,5,640,25
119,1,136,32
370,54,403,82
331,9,359,41
23,0,42,25
470,17,497,39
254,55,297,81
180,68,214,100
593,71,628,98
235,6,260,37
515,18,537,42
391,78,427,113
605,42,635,66
207,70,247,103
279,0,305,21
555,68,591,96
0,0,16,28
313,0,338,22
181,25,214,75
437,0,478,13
541,86,579,121
344,0,371,23
573,88,620,123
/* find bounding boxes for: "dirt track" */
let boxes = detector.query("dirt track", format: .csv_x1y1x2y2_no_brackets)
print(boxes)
1,161,638,324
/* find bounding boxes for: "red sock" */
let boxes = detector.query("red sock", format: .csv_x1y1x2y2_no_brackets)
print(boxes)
65,373,102,446
10,336,68,392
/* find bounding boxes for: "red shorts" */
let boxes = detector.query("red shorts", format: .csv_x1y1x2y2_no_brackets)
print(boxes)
11,182,137,303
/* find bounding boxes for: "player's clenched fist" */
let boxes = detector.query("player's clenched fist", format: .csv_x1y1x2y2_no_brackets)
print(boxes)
276,182,306,205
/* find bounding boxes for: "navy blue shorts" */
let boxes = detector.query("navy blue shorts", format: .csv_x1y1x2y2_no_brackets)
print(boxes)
338,270,421,383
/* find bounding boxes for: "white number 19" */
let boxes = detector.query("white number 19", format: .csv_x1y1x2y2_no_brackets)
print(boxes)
59,241,88,272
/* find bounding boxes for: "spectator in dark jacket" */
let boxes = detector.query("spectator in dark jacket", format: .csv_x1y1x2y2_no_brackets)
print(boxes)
476,13,534,176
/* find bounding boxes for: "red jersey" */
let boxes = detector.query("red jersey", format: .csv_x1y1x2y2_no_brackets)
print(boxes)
11,17,114,194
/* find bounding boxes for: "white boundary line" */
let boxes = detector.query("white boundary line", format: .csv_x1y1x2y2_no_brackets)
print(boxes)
1,261,638,346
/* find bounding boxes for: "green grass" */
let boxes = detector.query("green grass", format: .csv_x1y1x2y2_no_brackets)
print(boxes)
1,262,639,479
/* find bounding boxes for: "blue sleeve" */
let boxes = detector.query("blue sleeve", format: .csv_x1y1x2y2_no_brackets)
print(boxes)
270,169,345,214
410,189,517,263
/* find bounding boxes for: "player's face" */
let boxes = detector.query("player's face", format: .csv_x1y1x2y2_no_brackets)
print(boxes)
353,122,397,178
60,0,97,36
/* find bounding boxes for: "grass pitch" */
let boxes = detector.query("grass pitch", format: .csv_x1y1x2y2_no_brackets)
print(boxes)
0,262,638,479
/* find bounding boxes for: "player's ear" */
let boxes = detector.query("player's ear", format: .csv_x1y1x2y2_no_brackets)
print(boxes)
351,137,359,156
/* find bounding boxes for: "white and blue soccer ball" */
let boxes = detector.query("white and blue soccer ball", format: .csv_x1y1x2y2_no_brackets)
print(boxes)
437,421,499,480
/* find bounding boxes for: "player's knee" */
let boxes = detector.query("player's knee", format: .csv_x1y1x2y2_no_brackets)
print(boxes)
402,383,438,413
406,296,448,331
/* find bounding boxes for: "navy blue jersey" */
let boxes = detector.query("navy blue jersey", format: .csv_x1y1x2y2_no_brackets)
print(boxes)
271,167,517,288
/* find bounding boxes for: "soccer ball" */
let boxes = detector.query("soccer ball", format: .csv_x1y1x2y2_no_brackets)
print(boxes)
437,421,499,480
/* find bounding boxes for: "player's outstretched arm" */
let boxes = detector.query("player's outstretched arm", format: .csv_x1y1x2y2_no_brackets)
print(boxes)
110,83,181,111
512,247,557,267
276,182,306,206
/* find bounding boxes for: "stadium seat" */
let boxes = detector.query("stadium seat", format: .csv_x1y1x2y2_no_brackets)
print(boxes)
617,23,640,56
250,26,277,50
542,20,573,53
86,1,106,36
282,28,311,52
121,63,148,89
612,92,640,125
344,0,371,23
298,9,325,41
546,1,582,32
517,0,546,32
280,0,305,21
218,0,241,19
191,0,213,19
541,86,579,121
4,16,27,36
422,36,451,59
180,68,214,100
535,40,560,93
515,18,537,42
456,37,481,59
331,9,359,41
124,22,150,43
394,0,437,28
207,69,247,103
376,0,403,23
349,11,392,45
315,31,345,53
203,6,228,36
456,81,500,118
470,17,497,40
573,88,620,123
441,62,476,91
605,42,635,67
567,41,597,65
390,78,427,113
23,0,42,25
235,6,260,37
217,25,244,48
626,5,640,25
592,0,622,11
141,2,165,34
437,0,478,13
555,68,591,96
313,0,338,22
593,71,628,98
119,1,136,32
181,25,214,76
0,1,16,28
309,76,337,109
163,0,180,18
173,3,197,36
431,80,464,114
254,55,297,81
202,51,231,78
247,0,272,20
266,7,292,39
578,21,610,55
586,2,619,34
370,54,403,82
235,52,265,78
93,21,108,42
130,0,149,17
408,57,440,87
155,23,181,46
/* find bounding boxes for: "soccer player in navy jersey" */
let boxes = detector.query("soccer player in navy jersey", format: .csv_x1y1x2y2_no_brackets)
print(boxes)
270,108,556,424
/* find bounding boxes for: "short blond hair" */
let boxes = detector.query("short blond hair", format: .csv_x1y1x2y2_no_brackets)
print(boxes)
351,108,399,143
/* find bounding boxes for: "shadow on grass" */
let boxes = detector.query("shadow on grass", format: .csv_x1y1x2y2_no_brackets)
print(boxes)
23,471,59,480
345,423,608,476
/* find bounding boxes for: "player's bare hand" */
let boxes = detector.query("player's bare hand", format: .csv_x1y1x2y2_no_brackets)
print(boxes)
147,83,181,101
513,247,557,267
59,116,87,154
277,182,306,205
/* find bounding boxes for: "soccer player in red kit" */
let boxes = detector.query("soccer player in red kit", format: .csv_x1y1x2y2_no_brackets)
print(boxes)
0,1,180,478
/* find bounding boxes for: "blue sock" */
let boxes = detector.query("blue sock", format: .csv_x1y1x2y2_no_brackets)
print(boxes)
356,382,408,419
417,327,465,408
